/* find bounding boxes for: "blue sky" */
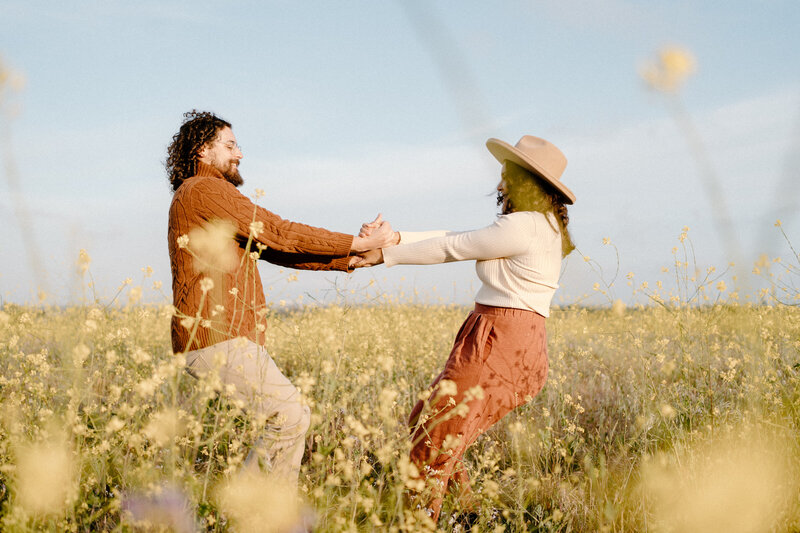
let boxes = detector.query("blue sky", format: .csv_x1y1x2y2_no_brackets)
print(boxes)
1,1,799,306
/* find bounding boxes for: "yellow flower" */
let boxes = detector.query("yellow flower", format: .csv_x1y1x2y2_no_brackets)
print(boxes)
15,437,77,516
72,343,90,366
640,45,697,92
437,379,458,398
464,385,484,401
0,56,26,92
379,388,399,420
216,472,302,533
441,434,462,451
105,416,125,434
143,409,186,447
188,220,238,273
128,286,142,304
641,425,796,532
77,249,91,273
659,403,676,419
249,220,264,238
199,277,214,293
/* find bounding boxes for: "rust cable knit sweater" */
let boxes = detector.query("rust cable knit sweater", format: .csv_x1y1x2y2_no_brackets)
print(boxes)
168,162,354,353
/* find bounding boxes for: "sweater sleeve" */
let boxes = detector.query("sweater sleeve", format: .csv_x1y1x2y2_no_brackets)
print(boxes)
383,214,535,267
259,248,353,272
190,178,353,257
396,230,450,244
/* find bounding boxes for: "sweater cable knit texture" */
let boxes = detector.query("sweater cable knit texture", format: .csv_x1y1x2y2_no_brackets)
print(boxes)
168,162,353,353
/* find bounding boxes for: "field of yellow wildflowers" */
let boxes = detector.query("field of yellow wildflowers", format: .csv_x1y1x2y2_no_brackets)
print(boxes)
1,257,799,532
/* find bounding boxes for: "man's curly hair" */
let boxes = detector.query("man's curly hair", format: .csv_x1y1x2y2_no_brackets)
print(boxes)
165,110,231,192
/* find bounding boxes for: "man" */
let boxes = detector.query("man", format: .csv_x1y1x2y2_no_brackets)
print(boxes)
165,110,391,486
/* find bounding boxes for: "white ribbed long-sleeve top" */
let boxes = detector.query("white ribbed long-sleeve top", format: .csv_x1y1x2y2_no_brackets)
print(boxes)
382,211,563,317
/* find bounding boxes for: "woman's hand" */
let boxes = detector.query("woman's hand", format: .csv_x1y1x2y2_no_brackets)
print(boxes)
350,248,384,268
351,213,399,252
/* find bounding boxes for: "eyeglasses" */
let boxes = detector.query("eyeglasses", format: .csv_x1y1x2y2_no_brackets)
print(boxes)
218,140,242,152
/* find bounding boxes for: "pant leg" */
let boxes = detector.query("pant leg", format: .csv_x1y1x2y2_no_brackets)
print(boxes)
409,305,548,521
185,338,311,487
408,311,489,520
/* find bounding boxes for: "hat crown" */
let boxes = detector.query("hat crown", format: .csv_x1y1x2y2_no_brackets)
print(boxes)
514,135,567,181
485,134,575,203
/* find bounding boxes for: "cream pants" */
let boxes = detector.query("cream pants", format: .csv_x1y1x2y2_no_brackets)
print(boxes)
185,338,311,487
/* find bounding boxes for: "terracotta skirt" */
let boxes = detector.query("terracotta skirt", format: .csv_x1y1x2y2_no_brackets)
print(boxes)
408,303,549,521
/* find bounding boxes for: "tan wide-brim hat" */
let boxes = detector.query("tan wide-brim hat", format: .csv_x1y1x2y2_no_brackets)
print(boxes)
486,135,576,204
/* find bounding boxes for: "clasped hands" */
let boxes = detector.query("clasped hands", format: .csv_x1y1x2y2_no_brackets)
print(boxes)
349,214,399,268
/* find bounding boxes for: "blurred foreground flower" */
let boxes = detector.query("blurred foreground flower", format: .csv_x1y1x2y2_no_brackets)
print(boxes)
641,424,800,532
128,285,143,305
640,45,696,92
14,435,77,516
77,248,91,274
187,219,238,274
216,471,313,533
122,484,198,533
0,55,26,94
143,408,187,447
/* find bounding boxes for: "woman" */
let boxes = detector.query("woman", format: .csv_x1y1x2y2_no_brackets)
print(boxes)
356,135,576,522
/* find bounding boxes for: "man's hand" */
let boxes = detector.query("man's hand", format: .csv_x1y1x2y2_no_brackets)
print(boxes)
351,248,384,268
359,213,382,238
351,213,399,252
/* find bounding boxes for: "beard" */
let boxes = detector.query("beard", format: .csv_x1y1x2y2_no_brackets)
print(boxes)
224,167,243,187
213,158,243,187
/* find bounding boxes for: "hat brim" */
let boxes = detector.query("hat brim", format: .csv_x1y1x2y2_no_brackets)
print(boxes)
486,138,575,204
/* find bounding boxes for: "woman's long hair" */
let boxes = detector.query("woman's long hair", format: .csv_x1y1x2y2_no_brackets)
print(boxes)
498,161,575,257
165,110,231,192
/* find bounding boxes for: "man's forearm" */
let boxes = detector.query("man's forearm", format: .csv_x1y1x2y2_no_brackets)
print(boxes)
260,248,353,272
